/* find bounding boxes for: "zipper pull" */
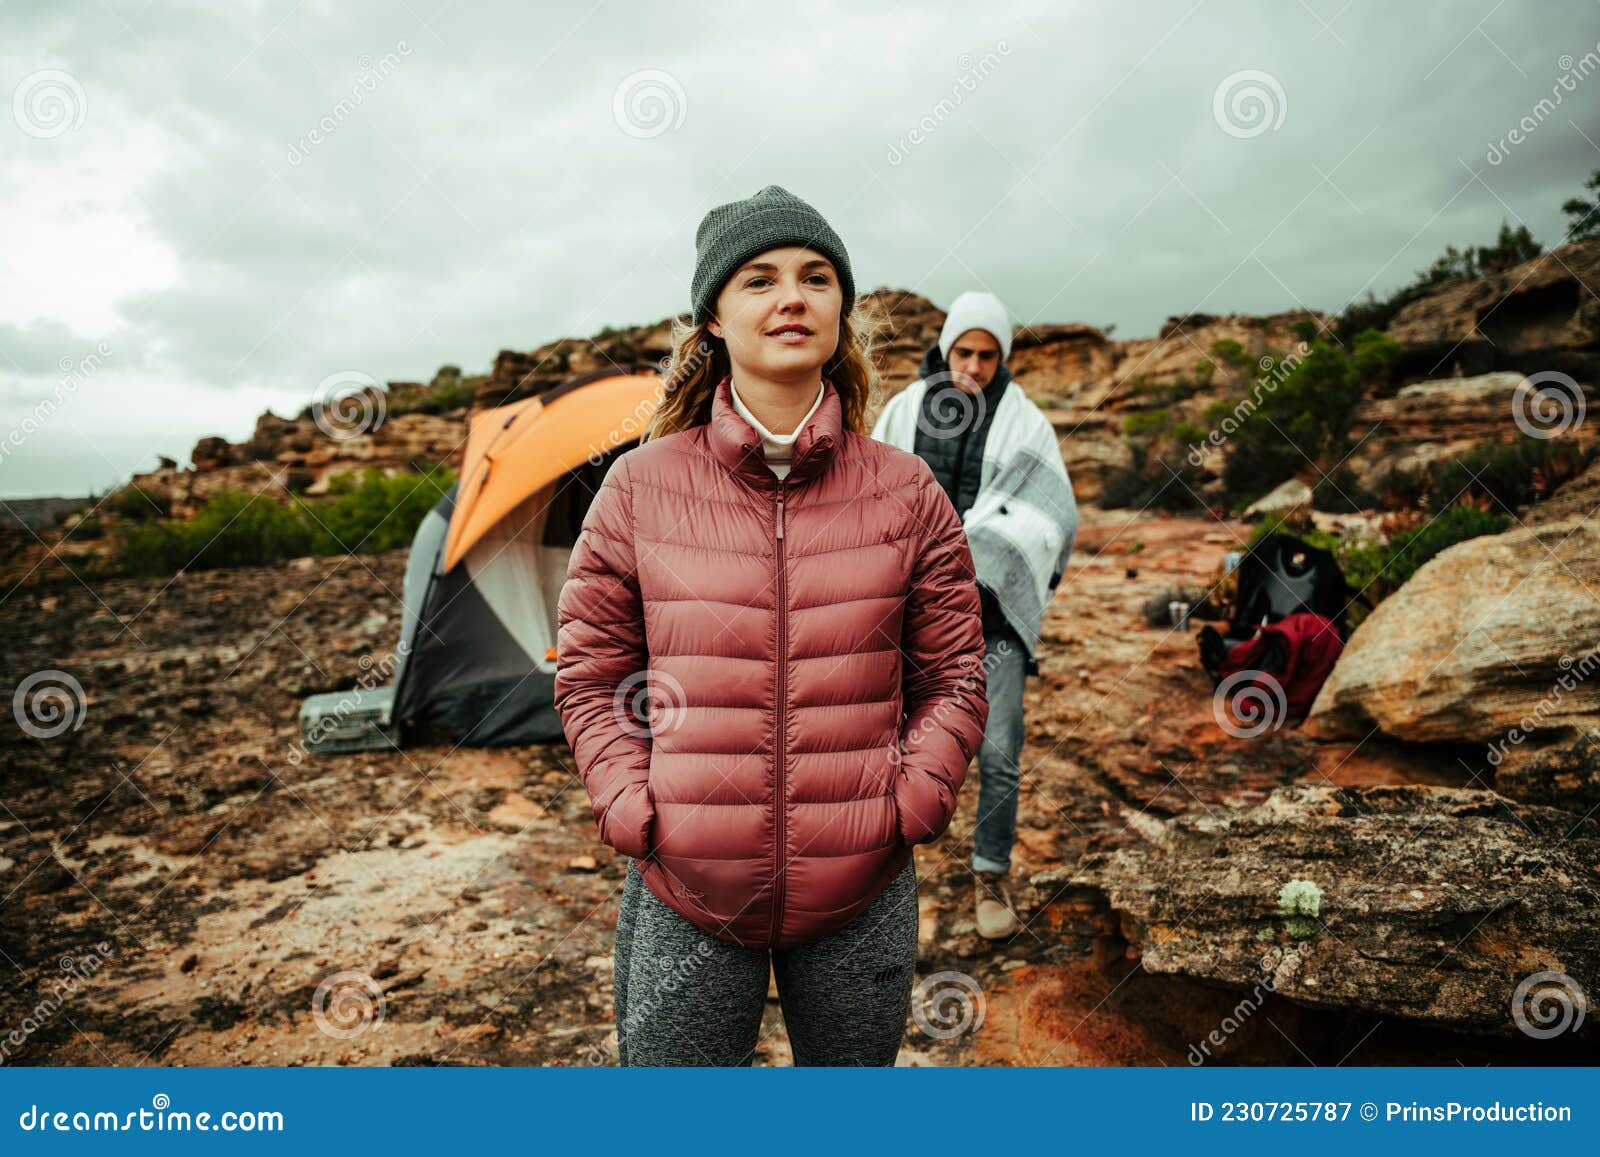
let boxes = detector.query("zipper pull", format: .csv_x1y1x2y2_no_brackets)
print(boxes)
775,489,785,539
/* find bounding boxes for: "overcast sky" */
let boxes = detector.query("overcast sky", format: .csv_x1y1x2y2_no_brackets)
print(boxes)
2,0,1597,498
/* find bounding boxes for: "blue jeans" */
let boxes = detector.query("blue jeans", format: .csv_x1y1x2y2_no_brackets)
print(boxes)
971,619,1028,876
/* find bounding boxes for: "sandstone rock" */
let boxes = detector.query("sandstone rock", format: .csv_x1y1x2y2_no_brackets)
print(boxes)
1243,477,1313,518
1048,784,1599,1036
1495,731,1600,813
487,792,548,830
1386,235,1600,375
1311,518,1600,745
1343,371,1595,500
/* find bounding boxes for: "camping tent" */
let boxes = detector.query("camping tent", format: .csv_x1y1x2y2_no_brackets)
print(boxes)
301,366,663,752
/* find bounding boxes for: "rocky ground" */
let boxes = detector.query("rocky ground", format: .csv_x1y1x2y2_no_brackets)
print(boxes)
4,507,1591,1067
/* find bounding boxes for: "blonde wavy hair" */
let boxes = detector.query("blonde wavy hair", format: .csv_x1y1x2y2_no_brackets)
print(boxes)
643,297,886,443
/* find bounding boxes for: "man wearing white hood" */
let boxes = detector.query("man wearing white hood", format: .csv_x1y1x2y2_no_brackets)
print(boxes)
872,291,1079,940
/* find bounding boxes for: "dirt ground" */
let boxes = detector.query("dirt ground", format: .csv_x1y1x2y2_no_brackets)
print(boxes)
0,510,1552,1066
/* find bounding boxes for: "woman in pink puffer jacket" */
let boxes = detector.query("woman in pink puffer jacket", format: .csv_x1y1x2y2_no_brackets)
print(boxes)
554,184,989,1066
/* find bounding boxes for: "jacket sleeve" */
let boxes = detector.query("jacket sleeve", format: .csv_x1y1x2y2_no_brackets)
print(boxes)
892,465,991,845
552,454,655,860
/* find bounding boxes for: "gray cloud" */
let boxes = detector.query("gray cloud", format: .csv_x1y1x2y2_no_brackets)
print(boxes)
3,0,1598,497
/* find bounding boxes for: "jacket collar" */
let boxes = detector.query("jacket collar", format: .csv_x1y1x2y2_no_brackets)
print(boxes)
706,372,842,489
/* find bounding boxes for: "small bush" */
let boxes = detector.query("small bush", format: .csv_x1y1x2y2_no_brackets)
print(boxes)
106,485,170,522
1427,436,1595,513
389,365,483,416
307,466,454,554
118,492,316,577
1220,329,1400,507
1122,409,1170,437
1381,506,1511,588
115,465,456,577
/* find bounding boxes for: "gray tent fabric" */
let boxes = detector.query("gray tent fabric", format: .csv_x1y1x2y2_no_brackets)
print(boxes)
388,484,452,716
386,448,625,747
389,481,566,746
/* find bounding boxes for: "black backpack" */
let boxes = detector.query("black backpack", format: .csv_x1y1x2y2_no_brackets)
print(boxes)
1227,533,1366,642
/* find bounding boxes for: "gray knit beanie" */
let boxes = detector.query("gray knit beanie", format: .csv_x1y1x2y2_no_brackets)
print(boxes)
690,184,855,325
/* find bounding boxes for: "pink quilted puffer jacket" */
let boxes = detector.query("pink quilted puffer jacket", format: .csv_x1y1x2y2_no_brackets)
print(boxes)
554,373,989,949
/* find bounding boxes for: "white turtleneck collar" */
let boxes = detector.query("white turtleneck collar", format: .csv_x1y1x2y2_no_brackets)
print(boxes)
729,378,825,480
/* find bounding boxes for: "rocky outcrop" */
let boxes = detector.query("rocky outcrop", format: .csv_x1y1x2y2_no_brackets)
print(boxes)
1012,311,1326,503
1351,370,1529,440
1343,371,1565,497
121,239,1600,523
126,402,465,519
1046,784,1599,1037
1496,732,1600,814
1243,477,1312,519
1385,235,1600,380
1310,518,1600,750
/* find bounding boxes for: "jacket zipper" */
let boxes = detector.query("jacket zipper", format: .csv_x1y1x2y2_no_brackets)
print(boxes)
770,481,788,945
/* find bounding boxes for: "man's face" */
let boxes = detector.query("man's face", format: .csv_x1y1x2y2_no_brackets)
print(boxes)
947,328,1001,392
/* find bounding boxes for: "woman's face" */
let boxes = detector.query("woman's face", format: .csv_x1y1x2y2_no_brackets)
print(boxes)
707,246,843,381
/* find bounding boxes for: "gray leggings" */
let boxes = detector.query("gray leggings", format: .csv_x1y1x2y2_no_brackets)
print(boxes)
612,856,919,1066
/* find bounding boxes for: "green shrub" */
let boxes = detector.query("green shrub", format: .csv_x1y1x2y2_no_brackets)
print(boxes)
106,485,170,522
1171,420,1206,446
307,466,454,554
1220,329,1399,506
389,365,483,416
1122,409,1170,437
1381,507,1511,587
118,491,316,577
115,465,456,577
1098,455,1205,512
1210,338,1252,368
1337,222,1542,340
1427,436,1595,513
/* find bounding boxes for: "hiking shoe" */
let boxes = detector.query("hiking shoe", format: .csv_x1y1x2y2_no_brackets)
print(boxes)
975,876,1019,940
